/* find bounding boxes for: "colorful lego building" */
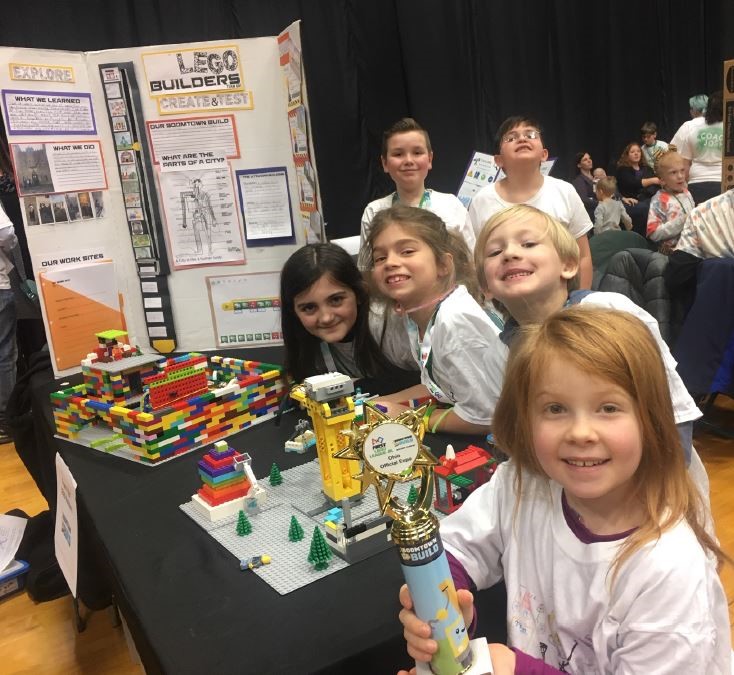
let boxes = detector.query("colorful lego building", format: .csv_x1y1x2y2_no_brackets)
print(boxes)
191,441,254,521
290,373,361,503
433,445,497,514
52,339,286,464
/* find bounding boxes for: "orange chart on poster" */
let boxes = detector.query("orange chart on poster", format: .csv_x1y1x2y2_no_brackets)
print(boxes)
39,260,125,371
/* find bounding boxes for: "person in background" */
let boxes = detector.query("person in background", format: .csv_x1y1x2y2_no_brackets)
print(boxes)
670,90,724,205
615,142,660,234
664,189,734,309
359,118,473,267
646,149,695,254
640,121,669,170
466,116,593,288
0,201,18,444
571,151,597,220
594,176,632,234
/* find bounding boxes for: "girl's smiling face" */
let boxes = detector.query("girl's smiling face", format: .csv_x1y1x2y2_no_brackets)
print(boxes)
371,222,448,308
293,273,359,343
531,357,643,527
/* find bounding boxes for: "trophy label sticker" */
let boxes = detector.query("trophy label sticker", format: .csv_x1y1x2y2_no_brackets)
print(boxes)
363,422,420,475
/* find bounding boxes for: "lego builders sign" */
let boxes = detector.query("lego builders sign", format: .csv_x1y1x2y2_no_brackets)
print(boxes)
142,45,244,97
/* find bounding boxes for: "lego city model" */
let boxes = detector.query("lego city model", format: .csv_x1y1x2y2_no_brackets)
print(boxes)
52,331,285,464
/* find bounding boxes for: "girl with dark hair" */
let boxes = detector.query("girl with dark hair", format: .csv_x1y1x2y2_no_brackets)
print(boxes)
570,151,597,219
280,242,413,384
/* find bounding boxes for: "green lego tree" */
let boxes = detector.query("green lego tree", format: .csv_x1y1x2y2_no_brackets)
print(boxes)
407,484,419,506
307,526,332,570
269,462,283,486
288,515,304,542
236,510,252,536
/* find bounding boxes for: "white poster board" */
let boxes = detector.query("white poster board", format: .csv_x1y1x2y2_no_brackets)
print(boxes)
0,21,322,376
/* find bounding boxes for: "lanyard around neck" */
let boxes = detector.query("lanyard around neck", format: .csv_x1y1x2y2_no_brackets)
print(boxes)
405,289,456,402
392,190,430,209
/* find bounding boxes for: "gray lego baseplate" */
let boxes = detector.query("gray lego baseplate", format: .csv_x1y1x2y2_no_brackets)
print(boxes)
180,459,446,595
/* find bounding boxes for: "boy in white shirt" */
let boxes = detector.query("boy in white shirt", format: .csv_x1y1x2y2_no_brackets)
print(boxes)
359,118,473,268
466,116,593,288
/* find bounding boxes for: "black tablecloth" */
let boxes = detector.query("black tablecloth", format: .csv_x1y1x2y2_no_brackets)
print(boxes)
26,351,506,674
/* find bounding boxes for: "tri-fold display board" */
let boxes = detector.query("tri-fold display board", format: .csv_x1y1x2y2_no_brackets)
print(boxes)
0,21,322,376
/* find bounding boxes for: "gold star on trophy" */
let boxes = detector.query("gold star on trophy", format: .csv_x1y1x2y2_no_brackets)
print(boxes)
334,403,438,520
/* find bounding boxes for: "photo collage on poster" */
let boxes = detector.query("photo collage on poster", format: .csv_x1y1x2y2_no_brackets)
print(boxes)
100,66,154,265
24,189,105,225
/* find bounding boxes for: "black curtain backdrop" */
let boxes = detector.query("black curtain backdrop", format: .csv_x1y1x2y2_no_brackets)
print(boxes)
0,0,731,239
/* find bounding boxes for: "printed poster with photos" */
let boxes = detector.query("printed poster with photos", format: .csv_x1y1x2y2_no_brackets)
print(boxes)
206,272,282,348
158,152,244,268
10,141,107,197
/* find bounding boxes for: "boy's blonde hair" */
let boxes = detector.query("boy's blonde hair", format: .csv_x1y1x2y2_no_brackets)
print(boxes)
474,205,580,295
493,306,726,580
653,146,685,179
595,176,617,197
366,205,479,300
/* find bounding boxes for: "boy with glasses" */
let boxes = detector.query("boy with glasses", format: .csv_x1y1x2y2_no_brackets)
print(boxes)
466,116,593,288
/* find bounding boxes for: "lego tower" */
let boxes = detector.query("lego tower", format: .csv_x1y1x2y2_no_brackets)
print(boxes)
290,373,361,503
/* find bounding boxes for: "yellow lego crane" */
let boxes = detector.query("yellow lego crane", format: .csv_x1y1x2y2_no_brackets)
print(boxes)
289,373,361,502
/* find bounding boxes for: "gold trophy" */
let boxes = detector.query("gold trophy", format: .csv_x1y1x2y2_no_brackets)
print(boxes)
335,404,493,675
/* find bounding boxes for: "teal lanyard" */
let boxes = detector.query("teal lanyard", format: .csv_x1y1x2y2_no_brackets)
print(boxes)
391,190,431,209
405,292,453,401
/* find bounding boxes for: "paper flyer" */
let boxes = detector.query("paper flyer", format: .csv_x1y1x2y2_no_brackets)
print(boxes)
207,272,282,348
54,453,78,598
0,514,27,574
39,260,125,371
158,152,244,268
236,167,294,243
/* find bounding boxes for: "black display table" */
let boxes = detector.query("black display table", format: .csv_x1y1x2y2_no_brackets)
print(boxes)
25,352,506,674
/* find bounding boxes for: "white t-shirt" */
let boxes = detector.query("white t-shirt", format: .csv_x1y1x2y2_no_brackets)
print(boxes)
574,292,701,425
670,117,724,184
405,284,506,426
442,461,731,674
359,190,474,268
466,175,592,240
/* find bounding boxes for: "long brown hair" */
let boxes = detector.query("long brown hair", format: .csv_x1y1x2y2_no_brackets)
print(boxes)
616,142,643,168
493,306,726,581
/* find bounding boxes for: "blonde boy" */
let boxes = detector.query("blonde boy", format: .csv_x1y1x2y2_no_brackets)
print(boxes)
593,176,632,234
475,205,701,463
647,149,695,253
